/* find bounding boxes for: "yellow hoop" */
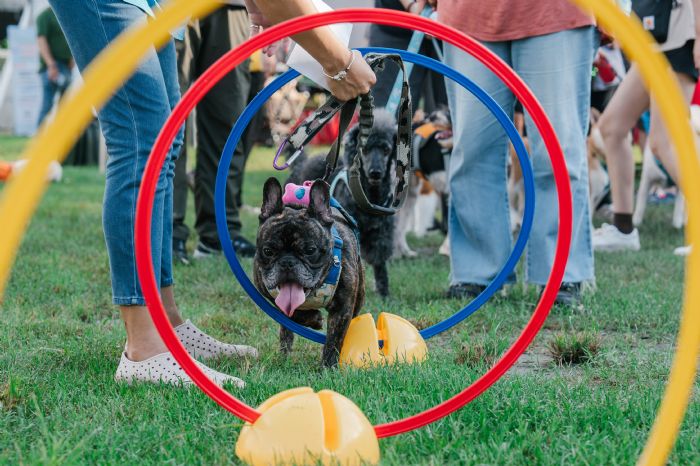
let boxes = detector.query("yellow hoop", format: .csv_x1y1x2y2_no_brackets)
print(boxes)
568,2,700,464
0,1,696,465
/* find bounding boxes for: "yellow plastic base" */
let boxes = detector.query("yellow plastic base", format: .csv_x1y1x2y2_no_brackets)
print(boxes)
339,313,428,367
235,388,379,466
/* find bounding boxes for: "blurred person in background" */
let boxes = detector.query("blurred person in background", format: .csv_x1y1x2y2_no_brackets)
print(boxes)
36,7,73,125
594,0,699,253
369,0,447,113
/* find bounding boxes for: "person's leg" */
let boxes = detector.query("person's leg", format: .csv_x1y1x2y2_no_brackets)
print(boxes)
648,71,696,185
443,41,515,293
51,0,171,361
157,39,186,321
598,65,649,223
172,150,190,255
513,26,596,288
56,61,72,97
52,1,255,384
193,7,253,255
161,35,255,353
421,39,448,113
36,70,56,126
172,32,194,262
242,70,266,162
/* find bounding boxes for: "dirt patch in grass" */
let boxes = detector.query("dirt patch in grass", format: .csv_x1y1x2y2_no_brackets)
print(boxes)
0,380,24,411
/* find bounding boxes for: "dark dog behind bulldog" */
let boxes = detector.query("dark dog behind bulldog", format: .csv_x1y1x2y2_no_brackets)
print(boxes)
288,109,398,297
253,178,365,367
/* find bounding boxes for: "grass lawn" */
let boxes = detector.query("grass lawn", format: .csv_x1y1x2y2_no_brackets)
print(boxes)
0,134,698,464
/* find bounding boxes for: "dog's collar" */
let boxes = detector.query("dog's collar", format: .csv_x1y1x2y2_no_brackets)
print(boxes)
267,224,344,311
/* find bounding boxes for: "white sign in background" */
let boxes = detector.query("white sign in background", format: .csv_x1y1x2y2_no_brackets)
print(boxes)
8,25,42,136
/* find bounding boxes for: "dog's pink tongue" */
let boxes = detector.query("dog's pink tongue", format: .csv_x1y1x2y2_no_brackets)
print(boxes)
275,283,306,317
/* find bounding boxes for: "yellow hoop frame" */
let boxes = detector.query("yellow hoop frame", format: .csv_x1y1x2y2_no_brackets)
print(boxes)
0,0,696,464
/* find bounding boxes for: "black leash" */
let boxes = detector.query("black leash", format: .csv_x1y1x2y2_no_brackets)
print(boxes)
284,53,412,216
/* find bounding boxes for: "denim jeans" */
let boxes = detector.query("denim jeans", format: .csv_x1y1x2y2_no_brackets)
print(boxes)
50,0,184,305
37,61,71,126
444,27,595,286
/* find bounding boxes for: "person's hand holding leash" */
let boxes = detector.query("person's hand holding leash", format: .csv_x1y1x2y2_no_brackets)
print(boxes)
323,50,376,101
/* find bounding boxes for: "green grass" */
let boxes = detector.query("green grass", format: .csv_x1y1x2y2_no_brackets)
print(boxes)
1,135,698,465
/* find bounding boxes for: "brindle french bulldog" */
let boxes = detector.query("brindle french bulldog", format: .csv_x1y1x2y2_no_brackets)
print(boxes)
253,177,364,367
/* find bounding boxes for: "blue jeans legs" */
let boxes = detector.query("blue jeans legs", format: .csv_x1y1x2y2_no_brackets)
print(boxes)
50,0,183,305
444,27,595,286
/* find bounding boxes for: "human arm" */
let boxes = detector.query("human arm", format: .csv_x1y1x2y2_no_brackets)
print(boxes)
37,36,59,82
244,0,376,101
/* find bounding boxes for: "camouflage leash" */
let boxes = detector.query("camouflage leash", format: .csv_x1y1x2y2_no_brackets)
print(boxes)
282,52,413,216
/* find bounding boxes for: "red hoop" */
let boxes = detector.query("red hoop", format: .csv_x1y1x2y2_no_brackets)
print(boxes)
134,9,572,438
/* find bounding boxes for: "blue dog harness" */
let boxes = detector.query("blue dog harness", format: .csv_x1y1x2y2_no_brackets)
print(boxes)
267,197,358,311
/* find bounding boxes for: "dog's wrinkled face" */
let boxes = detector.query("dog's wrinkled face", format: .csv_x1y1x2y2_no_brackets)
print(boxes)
255,178,334,317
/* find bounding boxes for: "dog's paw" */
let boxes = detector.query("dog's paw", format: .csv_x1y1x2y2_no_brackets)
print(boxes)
393,248,418,259
392,242,418,259
439,237,450,257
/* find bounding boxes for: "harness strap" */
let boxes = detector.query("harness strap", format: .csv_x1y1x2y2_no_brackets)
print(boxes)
323,225,344,286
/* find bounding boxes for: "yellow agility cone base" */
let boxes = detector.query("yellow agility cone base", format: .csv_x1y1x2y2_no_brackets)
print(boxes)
235,388,379,466
339,313,428,367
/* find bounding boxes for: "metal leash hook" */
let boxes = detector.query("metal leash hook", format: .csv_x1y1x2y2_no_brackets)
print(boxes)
272,137,303,171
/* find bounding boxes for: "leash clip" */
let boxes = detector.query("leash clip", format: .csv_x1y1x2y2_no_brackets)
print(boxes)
273,138,304,171
287,148,303,167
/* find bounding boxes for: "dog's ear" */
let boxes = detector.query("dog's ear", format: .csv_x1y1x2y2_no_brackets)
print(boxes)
308,180,333,226
260,177,284,224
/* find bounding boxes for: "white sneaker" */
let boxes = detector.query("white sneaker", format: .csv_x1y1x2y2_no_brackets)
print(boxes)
593,223,641,252
115,351,245,388
674,245,692,256
175,319,258,360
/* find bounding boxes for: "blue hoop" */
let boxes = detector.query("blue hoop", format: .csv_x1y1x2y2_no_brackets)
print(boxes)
215,47,535,344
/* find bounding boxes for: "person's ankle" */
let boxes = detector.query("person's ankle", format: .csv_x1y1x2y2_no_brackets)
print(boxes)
125,340,169,362
613,212,634,234
165,310,184,328
161,286,185,327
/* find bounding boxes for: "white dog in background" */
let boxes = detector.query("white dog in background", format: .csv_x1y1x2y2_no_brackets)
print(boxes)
632,143,686,230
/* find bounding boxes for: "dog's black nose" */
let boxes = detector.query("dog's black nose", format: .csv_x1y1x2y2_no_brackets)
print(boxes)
368,169,383,180
279,256,295,270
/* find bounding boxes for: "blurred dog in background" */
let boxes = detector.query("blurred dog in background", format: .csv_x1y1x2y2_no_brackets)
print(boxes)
394,107,452,258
